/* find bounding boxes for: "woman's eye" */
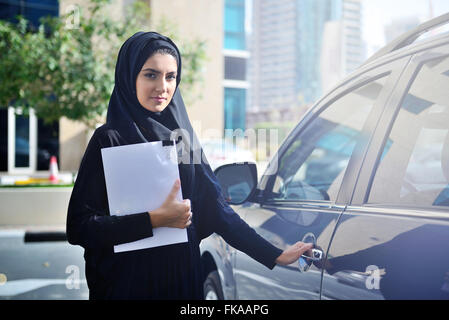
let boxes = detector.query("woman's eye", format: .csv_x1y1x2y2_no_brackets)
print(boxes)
144,73,156,79
167,74,176,80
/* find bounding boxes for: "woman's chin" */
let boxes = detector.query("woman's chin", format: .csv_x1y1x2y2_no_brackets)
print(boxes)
142,104,168,113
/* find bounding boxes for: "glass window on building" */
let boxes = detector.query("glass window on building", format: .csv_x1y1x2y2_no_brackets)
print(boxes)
225,56,247,81
0,109,7,171
224,0,246,50
224,88,246,131
0,0,59,27
37,118,59,171
0,109,59,173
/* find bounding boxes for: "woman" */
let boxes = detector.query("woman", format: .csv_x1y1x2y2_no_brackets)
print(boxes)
66,31,312,300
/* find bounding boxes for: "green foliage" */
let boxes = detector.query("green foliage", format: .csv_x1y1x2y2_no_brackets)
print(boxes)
0,0,207,128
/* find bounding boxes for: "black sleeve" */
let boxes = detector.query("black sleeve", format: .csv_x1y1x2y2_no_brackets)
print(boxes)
194,165,283,270
66,130,154,250
215,196,283,270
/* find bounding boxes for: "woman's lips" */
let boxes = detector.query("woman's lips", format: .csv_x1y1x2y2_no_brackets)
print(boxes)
152,97,167,103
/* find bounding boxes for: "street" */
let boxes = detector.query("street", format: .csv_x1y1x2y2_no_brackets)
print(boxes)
0,229,88,300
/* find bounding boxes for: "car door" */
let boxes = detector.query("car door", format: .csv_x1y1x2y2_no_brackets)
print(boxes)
232,56,411,300
322,41,449,300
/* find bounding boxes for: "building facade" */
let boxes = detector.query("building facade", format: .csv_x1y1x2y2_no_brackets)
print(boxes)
249,0,364,117
384,16,421,44
321,0,364,93
297,0,341,103
0,0,225,176
223,0,250,132
342,0,364,75
148,0,224,139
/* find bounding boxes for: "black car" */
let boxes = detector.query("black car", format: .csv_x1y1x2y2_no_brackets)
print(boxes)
200,13,449,300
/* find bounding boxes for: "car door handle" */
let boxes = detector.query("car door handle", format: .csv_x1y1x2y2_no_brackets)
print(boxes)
301,248,323,262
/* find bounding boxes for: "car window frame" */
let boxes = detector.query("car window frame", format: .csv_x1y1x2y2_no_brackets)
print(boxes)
350,40,449,214
258,56,412,208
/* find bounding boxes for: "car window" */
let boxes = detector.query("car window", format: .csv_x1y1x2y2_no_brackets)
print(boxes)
267,75,388,202
368,56,449,208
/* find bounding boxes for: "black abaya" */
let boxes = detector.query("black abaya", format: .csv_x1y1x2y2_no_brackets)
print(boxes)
66,32,283,300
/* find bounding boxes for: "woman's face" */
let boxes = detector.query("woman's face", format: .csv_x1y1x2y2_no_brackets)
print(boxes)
135,53,178,112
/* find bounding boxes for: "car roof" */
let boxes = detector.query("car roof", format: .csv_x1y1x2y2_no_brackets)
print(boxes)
364,12,449,66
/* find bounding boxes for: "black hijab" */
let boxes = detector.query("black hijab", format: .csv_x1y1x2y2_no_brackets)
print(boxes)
106,31,201,161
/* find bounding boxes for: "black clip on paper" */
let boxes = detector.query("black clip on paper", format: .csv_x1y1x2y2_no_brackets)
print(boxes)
162,136,183,147
162,140,174,147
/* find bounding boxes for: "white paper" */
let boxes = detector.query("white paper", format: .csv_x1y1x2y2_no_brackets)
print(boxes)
101,141,188,253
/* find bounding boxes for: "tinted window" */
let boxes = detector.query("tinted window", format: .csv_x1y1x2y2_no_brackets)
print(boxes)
368,56,449,208
224,88,246,131
0,109,7,171
224,0,246,50
225,56,247,81
0,0,59,27
37,118,59,171
268,75,388,202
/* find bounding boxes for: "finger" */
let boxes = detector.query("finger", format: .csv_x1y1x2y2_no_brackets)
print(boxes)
298,243,313,254
183,199,191,211
295,241,313,254
181,211,191,222
303,243,314,251
168,179,181,200
294,241,310,250
185,214,192,227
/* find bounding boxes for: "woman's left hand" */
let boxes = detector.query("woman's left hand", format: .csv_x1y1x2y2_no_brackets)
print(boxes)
275,241,314,266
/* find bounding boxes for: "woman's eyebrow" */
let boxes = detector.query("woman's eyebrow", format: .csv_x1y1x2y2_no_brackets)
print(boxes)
142,68,160,73
141,68,177,74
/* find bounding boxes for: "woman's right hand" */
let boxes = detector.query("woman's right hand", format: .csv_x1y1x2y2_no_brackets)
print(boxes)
148,179,192,229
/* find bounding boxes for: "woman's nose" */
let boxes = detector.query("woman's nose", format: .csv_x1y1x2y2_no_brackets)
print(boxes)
155,78,168,93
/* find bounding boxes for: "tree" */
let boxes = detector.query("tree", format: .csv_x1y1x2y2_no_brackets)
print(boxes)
0,0,207,128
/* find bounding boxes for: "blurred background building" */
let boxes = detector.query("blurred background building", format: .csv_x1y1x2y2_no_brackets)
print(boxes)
0,0,445,179
223,0,250,132
384,16,421,44
248,0,364,128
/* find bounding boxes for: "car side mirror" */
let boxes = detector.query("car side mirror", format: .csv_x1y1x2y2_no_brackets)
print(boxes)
213,162,258,205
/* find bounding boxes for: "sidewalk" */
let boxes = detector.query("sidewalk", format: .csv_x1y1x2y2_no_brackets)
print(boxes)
0,187,72,227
